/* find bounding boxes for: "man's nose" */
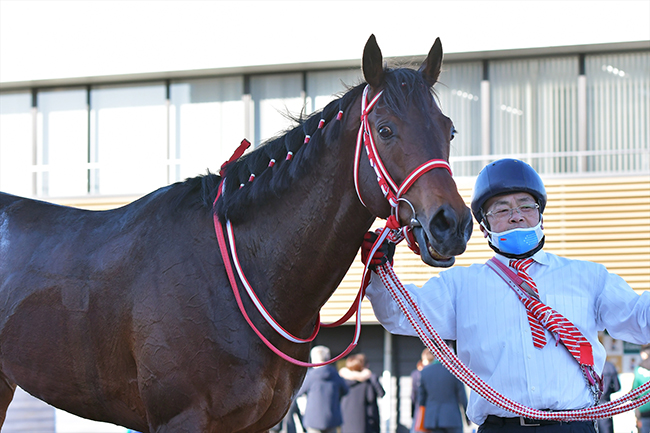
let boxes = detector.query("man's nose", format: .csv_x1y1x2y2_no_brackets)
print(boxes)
509,209,525,221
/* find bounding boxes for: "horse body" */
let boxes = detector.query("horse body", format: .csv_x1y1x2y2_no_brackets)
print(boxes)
0,35,472,432
0,191,147,427
0,185,308,431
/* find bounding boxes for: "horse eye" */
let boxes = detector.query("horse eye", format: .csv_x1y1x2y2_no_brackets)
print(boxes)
378,126,393,139
450,126,458,141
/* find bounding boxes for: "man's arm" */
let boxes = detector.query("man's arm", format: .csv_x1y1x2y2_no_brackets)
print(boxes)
365,272,418,336
362,231,458,338
597,268,650,344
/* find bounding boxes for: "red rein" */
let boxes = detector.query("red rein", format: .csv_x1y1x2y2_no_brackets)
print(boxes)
214,85,453,367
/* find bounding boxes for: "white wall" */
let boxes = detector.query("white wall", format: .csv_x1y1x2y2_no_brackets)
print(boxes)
1,0,649,83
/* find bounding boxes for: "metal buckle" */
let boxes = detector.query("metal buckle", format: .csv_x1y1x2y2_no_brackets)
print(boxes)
519,417,541,427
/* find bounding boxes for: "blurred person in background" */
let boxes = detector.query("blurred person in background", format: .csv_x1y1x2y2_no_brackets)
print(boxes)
339,353,385,433
633,345,650,433
597,360,620,433
410,348,434,431
297,345,348,433
414,341,469,433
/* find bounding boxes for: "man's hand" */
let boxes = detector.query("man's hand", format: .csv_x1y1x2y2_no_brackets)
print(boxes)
361,231,396,271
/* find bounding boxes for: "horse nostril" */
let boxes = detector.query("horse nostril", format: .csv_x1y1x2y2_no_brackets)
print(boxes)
429,205,458,243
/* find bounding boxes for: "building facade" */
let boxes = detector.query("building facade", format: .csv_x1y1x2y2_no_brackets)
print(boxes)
1,41,649,433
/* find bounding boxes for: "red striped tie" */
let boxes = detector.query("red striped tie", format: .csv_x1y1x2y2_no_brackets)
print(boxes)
510,259,547,348
509,259,594,365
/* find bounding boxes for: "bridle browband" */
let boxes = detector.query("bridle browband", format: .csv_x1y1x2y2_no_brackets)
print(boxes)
213,84,454,367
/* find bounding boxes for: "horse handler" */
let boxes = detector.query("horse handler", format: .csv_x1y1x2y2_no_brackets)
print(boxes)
363,158,650,432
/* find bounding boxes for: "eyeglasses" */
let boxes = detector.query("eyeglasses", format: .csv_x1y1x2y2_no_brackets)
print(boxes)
484,203,540,221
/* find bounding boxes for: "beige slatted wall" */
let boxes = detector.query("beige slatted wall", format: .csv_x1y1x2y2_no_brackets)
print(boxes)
53,175,649,324
322,175,650,324
53,194,144,211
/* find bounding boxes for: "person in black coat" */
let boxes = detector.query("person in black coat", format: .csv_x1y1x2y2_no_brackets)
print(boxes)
297,346,349,433
411,348,434,419
339,353,385,433
597,360,621,433
418,354,468,433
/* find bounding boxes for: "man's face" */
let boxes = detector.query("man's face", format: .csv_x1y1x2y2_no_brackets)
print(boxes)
481,192,541,235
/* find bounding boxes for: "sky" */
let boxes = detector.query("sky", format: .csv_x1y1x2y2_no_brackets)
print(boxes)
1,0,649,83
0,1,648,431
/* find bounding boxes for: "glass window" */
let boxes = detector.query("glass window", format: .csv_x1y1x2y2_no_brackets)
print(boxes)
170,77,245,181
0,92,33,197
89,84,167,195
490,57,578,175
306,69,363,114
586,52,650,174
250,73,304,147
37,89,88,197
436,62,483,176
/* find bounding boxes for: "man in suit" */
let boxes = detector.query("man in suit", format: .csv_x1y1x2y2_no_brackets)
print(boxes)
417,343,469,433
411,348,434,418
597,360,620,433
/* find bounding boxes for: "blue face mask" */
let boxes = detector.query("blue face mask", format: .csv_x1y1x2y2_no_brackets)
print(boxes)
484,221,544,256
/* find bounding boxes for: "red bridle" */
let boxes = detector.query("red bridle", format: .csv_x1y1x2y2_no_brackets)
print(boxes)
213,85,454,367
353,85,452,228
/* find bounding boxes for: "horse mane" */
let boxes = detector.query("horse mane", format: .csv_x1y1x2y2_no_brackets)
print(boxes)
172,64,435,224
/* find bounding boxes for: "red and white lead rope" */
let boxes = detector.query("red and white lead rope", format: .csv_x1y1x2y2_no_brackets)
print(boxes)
373,256,650,421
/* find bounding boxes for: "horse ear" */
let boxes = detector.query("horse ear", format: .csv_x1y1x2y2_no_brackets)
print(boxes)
418,37,443,87
362,34,384,89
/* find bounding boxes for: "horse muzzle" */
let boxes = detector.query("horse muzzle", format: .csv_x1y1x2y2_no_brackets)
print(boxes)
411,204,473,268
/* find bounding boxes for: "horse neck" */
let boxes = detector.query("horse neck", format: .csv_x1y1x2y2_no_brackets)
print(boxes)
232,110,376,334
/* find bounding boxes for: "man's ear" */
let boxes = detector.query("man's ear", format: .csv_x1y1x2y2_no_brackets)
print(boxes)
540,215,544,230
479,224,489,239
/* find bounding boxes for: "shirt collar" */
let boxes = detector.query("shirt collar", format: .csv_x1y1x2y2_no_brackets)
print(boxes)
493,249,549,267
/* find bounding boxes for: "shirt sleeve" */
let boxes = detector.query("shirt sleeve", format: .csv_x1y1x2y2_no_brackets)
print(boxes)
365,272,417,336
595,265,650,344
365,270,458,339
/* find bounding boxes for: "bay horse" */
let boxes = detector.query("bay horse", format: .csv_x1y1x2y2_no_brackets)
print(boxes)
0,35,472,432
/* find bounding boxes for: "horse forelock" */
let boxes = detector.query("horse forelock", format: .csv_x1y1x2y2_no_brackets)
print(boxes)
378,67,437,118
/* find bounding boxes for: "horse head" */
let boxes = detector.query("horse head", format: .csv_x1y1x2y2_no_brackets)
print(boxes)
356,35,473,267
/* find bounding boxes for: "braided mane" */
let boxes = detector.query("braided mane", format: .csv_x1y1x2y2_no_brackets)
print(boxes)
214,83,364,223
174,65,435,224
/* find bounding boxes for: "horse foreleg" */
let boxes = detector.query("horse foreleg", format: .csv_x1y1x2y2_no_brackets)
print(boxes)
0,373,16,428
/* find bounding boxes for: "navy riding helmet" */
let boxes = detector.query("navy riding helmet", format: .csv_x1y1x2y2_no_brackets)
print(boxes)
471,158,547,225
